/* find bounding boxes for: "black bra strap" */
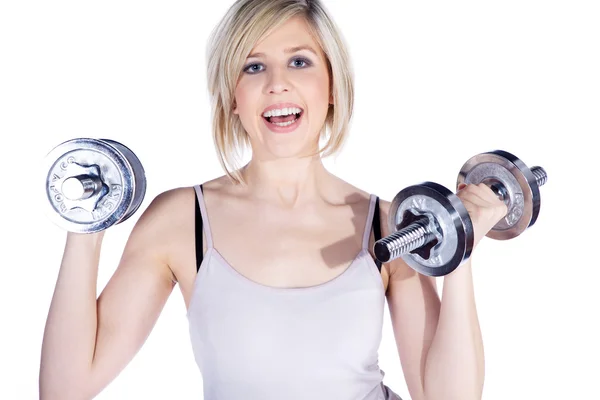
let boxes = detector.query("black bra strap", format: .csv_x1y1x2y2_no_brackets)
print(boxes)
195,185,204,272
373,197,382,272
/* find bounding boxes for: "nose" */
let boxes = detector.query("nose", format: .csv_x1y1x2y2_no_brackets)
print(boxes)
265,66,291,94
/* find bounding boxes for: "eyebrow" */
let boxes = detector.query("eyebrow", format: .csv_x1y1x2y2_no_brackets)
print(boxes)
247,45,318,59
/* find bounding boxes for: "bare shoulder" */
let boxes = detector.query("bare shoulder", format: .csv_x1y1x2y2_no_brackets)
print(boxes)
141,185,196,228
320,175,372,206
196,175,236,200
128,185,198,273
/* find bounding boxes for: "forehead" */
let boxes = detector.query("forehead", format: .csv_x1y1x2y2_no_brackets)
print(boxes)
251,16,321,55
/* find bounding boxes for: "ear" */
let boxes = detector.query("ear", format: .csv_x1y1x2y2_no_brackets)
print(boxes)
232,100,238,114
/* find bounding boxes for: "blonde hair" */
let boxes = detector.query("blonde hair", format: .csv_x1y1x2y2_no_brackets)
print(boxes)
206,0,354,185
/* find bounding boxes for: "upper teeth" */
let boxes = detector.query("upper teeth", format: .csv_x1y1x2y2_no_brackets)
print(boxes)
262,107,302,118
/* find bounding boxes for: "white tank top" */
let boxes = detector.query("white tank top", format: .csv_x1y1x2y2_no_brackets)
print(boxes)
187,184,403,399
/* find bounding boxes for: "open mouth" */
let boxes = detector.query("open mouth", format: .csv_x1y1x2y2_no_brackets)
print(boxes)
263,110,304,127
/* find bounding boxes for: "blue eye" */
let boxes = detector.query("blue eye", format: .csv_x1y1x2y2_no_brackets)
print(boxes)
242,57,313,74
243,63,264,74
291,57,311,68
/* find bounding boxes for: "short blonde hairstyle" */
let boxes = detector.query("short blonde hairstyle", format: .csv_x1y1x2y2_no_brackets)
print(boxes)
206,0,354,185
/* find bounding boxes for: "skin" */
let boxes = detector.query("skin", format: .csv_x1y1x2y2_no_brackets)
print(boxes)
39,15,507,400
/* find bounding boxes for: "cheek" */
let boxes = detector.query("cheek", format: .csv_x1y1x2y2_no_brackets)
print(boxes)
235,75,263,100
234,81,252,107
304,72,330,102
234,81,260,120
304,76,330,117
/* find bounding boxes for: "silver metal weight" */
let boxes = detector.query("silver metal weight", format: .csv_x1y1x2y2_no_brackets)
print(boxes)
374,150,547,277
43,138,146,233
374,182,474,277
457,150,547,240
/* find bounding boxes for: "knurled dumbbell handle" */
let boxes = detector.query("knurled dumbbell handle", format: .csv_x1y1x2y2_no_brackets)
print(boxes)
374,215,436,263
530,166,547,187
375,165,547,264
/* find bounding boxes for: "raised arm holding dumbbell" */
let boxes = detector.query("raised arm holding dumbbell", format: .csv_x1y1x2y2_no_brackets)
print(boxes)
39,139,181,399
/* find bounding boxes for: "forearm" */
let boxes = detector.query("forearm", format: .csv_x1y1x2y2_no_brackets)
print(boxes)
423,259,484,400
39,232,104,398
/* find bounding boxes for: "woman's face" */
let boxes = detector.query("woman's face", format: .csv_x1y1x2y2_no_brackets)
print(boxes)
233,16,332,159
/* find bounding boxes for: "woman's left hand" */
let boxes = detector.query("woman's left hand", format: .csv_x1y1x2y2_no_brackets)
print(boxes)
455,183,509,250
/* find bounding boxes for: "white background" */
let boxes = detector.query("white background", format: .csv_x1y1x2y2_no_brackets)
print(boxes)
1,0,599,399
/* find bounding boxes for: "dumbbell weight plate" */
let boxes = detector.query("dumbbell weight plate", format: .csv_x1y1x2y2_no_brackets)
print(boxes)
43,138,146,233
388,182,474,276
456,150,540,240
100,139,146,224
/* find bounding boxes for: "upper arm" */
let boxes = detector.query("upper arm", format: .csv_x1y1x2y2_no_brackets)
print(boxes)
379,199,441,400
86,188,186,397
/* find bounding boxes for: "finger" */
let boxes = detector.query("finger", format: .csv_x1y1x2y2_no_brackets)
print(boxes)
464,183,504,205
458,185,494,205
476,183,505,202
458,191,492,207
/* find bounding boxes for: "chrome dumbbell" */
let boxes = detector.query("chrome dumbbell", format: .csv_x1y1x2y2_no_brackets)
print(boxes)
374,150,547,276
43,138,146,233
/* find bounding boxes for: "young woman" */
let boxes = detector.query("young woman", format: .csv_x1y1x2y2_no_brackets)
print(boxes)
40,1,506,399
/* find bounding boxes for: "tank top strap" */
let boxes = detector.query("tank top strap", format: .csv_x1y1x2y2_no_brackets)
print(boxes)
194,184,213,249
361,194,378,250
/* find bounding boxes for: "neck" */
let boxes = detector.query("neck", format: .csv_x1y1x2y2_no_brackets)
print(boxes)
239,154,331,209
